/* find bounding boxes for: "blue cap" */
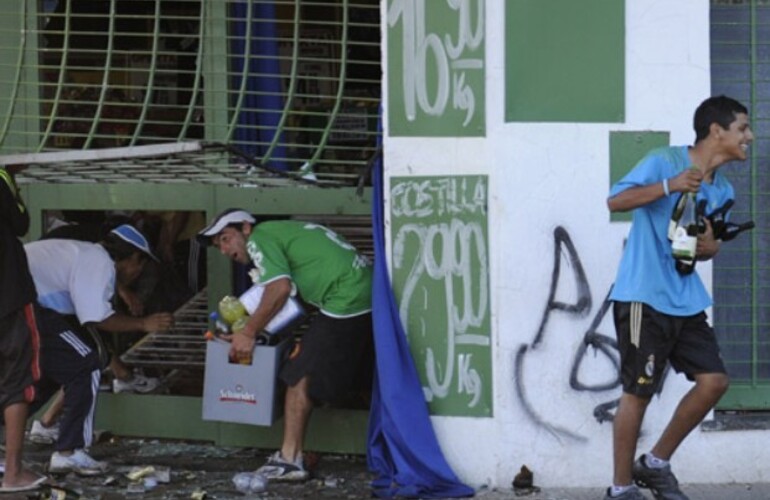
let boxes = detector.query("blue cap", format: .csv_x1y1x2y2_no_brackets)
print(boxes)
110,224,159,261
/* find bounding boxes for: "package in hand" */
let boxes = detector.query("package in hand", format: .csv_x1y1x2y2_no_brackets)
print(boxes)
239,285,305,335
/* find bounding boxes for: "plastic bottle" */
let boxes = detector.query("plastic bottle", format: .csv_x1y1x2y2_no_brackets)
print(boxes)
215,291,289,350
218,295,247,325
217,298,254,365
231,315,248,334
209,311,229,334
249,473,268,492
232,471,268,494
232,471,252,493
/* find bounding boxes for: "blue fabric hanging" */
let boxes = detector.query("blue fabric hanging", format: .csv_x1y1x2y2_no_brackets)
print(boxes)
230,1,287,170
366,120,475,499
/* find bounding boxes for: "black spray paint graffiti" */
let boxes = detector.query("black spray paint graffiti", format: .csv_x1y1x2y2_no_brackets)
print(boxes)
515,226,667,442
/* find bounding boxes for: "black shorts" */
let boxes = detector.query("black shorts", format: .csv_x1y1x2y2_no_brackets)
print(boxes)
0,305,40,409
279,312,373,405
613,301,726,397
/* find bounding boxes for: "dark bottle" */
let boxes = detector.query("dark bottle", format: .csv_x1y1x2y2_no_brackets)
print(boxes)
721,221,755,242
668,193,687,241
671,193,698,260
709,199,734,240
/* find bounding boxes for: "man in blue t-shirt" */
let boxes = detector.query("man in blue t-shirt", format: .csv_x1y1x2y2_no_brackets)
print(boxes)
605,96,754,500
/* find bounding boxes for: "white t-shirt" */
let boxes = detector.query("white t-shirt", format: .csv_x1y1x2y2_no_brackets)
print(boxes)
24,239,116,324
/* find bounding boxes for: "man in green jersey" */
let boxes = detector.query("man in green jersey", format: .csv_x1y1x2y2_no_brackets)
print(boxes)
198,209,373,481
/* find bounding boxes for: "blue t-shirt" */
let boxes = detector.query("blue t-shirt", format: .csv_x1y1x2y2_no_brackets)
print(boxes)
609,146,735,316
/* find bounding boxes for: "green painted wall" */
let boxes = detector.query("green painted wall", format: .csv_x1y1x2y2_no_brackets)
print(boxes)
390,175,492,417
505,0,625,123
386,0,485,136
96,394,369,453
609,131,670,222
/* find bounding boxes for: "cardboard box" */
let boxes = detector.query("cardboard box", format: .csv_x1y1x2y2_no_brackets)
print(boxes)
202,339,289,426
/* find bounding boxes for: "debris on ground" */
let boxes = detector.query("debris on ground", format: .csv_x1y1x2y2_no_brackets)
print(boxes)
13,435,375,499
513,464,542,496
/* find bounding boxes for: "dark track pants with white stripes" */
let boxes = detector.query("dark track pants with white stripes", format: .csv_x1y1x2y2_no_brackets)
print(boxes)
29,305,101,452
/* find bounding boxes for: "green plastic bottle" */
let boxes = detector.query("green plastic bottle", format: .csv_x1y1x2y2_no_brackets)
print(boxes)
218,295,247,326
231,316,248,334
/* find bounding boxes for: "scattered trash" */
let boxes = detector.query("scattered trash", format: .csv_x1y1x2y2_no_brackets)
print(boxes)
512,465,533,489
37,485,81,500
143,476,158,490
126,465,155,481
121,464,169,493
324,476,342,488
126,481,146,494
512,465,541,496
102,475,118,486
190,488,207,499
232,471,268,494
232,472,250,493
48,488,68,500
152,465,171,483
14,438,375,498
136,442,233,458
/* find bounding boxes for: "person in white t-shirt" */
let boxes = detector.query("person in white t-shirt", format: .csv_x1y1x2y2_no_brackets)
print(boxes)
24,224,174,476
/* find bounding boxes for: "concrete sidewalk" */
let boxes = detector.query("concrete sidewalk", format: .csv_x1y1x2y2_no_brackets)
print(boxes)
476,483,770,499
13,435,770,499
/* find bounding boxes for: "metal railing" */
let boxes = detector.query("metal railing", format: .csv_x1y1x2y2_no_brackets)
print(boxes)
0,0,381,187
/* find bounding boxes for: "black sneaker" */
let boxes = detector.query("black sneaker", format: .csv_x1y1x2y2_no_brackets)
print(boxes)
254,451,309,482
633,454,689,500
603,485,647,499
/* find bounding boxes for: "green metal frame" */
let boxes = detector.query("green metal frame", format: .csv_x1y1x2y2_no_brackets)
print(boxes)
0,1,381,183
21,181,372,452
5,0,380,449
97,395,369,453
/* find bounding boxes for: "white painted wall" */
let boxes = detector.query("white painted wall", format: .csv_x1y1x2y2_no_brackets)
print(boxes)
383,0,770,490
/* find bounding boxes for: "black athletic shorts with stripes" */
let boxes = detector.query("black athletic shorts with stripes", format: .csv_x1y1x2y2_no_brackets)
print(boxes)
613,301,726,398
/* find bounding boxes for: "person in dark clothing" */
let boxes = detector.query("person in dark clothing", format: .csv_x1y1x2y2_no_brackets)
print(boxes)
0,164,48,492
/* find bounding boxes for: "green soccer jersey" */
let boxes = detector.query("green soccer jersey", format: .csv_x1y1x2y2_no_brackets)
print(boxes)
246,220,372,317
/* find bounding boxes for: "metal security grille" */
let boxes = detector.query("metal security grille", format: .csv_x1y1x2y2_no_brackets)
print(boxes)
119,212,373,394
711,0,770,407
0,0,381,186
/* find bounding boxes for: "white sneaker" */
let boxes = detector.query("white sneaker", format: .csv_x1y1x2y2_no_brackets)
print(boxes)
112,373,160,394
29,420,60,444
255,451,309,482
49,449,109,476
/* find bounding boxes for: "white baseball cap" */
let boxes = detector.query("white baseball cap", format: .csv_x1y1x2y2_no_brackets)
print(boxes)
197,208,256,244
